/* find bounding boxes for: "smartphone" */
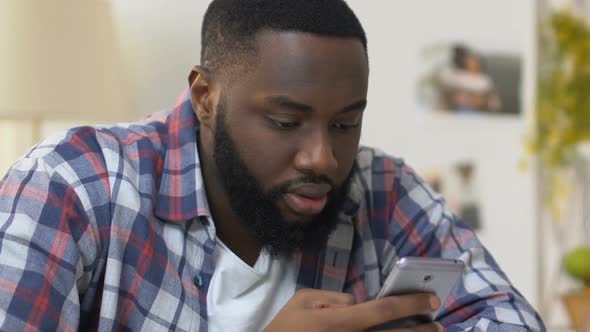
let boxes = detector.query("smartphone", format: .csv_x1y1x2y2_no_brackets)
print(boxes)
371,257,465,330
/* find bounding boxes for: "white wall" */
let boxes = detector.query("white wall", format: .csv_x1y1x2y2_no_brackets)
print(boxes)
111,0,539,309
110,2,206,117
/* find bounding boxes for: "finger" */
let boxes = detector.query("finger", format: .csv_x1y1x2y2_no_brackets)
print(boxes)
373,323,442,332
309,292,355,309
329,293,439,330
292,288,356,309
377,323,442,332
387,322,443,332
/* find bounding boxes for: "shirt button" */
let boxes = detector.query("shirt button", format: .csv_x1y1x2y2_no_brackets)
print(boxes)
193,274,204,288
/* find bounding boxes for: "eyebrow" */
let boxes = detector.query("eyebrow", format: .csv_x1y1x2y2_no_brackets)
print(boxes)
341,99,367,113
265,95,367,113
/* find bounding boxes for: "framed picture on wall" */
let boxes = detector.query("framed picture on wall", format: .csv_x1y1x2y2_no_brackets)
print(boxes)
417,42,522,116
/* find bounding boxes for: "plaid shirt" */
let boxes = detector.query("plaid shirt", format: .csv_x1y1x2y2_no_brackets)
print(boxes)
0,93,545,331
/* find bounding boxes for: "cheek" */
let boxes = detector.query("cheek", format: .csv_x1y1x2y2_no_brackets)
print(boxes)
227,118,295,188
244,141,292,177
332,134,361,180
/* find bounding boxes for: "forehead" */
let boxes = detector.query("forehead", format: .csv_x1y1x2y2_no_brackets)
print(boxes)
225,31,369,104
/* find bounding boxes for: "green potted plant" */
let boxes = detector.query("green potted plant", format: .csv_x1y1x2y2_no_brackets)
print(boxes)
531,10,590,330
562,246,590,330
530,11,590,220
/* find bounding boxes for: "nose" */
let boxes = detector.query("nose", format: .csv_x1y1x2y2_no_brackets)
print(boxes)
293,129,338,176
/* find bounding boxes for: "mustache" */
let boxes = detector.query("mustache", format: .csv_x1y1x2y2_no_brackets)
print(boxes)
269,175,336,196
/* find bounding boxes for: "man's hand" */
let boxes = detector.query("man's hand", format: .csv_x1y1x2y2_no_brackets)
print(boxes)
264,289,442,332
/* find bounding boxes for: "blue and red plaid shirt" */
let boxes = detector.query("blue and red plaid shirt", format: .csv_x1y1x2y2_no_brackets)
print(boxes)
0,93,544,331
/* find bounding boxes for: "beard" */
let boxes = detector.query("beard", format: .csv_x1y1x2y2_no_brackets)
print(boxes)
211,100,353,258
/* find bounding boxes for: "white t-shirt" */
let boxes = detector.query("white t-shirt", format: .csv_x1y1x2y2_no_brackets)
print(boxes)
438,66,493,94
207,239,298,331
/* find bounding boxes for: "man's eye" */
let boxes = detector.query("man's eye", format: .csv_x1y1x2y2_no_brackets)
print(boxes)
267,117,299,129
332,122,361,130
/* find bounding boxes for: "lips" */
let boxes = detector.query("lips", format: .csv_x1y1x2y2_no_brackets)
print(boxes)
283,183,331,216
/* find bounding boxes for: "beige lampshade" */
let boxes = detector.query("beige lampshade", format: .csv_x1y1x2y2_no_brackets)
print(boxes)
0,0,133,121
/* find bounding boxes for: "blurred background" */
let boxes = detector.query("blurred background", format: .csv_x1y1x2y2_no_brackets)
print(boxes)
1,0,590,330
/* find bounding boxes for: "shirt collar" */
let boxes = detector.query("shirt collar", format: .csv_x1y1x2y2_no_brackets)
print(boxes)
154,89,212,223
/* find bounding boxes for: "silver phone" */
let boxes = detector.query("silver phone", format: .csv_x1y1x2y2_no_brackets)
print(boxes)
377,257,465,303
371,257,465,330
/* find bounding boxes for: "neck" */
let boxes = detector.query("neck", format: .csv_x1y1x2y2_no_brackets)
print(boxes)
198,132,261,266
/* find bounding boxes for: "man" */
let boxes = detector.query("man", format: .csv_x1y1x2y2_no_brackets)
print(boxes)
0,0,544,331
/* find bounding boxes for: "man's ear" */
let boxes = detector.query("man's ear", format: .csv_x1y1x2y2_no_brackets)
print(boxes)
189,65,215,128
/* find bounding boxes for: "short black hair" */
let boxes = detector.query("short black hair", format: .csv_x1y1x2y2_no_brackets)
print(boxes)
201,0,367,77
452,44,469,69
452,43,485,71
